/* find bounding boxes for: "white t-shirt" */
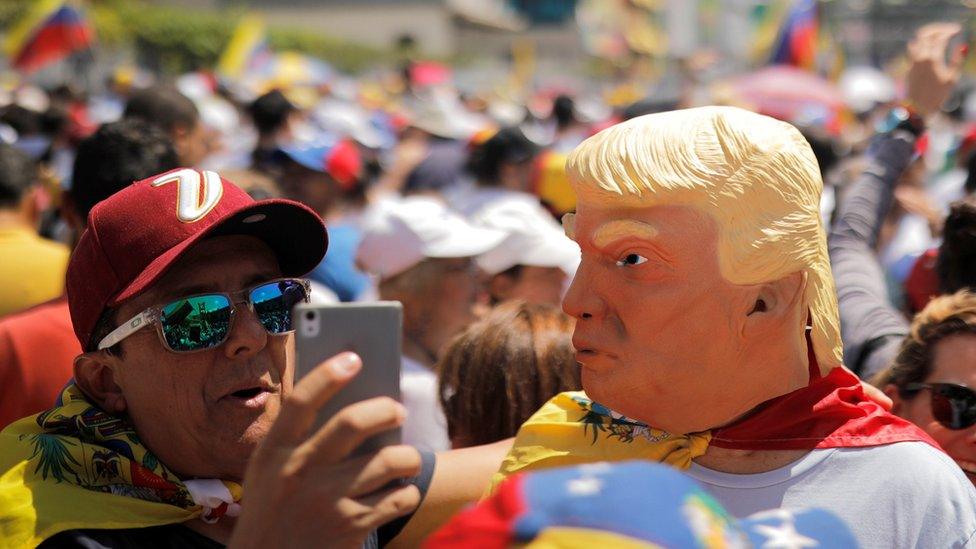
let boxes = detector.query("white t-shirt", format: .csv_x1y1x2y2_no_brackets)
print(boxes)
400,355,450,452
686,442,976,548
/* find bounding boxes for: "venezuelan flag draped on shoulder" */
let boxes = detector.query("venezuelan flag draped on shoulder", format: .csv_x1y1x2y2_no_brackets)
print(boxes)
0,383,240,547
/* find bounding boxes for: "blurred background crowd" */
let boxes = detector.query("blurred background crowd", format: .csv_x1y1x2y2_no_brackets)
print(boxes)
3,0,976,482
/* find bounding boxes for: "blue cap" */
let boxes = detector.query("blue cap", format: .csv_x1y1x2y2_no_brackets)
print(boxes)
277,133,361,188
277,135,339,173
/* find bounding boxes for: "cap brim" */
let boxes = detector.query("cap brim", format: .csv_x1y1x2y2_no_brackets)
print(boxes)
521,234,580,273
425,226,506,259
477,232,580,276
278,146,327,173
110,199,327,305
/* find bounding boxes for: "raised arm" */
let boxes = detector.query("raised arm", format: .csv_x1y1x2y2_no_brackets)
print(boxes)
829,23,963,379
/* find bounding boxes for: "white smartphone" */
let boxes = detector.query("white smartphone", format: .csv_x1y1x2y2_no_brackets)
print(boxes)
292,301,403,456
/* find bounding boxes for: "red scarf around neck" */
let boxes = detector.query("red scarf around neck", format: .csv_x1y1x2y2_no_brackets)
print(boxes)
709,341,939,451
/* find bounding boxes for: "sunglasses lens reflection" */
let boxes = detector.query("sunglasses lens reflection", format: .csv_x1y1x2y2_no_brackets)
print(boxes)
931,384,976,430
250,280,308,335
160,294,232,352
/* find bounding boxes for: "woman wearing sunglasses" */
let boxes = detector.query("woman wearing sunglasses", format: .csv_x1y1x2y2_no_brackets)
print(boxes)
873,290,976,485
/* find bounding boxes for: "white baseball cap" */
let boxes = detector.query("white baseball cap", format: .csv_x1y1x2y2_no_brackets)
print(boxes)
471,195,580,277
357,196,506,279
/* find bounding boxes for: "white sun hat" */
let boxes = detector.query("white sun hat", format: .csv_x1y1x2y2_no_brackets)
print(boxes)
471,194,580,277
357,195,506,279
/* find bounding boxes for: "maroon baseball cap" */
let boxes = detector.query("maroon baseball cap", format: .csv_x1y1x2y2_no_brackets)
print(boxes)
66,168,328,350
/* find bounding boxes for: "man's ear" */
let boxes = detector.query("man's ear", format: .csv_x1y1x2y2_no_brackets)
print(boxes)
883,384,905,416
73,352,127,414
60,192,85,235
170,124,192,161
745,271,807,320
488,273,516,304
19,186,43,227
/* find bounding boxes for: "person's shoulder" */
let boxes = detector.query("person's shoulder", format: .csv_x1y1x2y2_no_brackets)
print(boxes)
21,232,70,260
835,441,975,498
0,295,78,362
839,441,963,472
0,296,71,329
824,443,976,546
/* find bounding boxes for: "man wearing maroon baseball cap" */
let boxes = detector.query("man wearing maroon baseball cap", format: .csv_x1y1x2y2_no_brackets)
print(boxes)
0,168,506,547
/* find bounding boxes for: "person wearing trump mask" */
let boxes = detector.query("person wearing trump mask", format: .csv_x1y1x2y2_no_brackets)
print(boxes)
486,106,976,547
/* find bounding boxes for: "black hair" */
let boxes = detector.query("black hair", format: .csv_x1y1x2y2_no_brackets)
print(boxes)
964,148,976,196
552,94,576,130
69,118,180,220
123,86,199,134
621,97,680,121
937,197,976,294
0,105,41,136
40,104,70,138
0,142,37,208
248,89,295,136
467,126,538,185
88,307,122,355
801,129,840,179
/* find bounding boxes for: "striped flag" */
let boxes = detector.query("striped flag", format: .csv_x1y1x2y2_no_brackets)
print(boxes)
4,0,95,73
768,0,819,70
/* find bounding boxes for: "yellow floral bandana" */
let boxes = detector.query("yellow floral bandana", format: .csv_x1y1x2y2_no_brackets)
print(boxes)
0,383,241,547
490,392,710,493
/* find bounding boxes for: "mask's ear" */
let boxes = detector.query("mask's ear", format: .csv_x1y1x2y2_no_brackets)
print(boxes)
561,213,576,240
746,271,807,320
73,352,127,414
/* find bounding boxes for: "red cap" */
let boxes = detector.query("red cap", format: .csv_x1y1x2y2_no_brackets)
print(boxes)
66,168,328,350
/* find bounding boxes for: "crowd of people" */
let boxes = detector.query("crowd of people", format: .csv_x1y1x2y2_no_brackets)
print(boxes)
1,16,976,549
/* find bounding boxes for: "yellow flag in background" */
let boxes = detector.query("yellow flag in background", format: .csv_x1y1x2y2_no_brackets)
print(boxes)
217,14,269,78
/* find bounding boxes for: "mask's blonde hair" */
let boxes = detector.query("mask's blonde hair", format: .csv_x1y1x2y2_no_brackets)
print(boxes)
567,106,840,374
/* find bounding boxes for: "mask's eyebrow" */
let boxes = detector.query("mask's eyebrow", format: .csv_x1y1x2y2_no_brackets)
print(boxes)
592,220,659,249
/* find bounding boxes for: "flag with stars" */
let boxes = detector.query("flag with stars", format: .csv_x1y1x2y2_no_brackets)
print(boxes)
426,460,859,548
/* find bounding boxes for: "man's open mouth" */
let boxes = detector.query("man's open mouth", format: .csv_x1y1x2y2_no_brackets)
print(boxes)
231,387,266,399
221,382,277,405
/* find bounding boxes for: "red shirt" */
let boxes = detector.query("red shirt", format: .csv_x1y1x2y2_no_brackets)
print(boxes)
0,296,79,429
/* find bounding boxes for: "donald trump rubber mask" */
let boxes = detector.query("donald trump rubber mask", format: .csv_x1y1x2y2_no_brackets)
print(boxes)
561,106,841,435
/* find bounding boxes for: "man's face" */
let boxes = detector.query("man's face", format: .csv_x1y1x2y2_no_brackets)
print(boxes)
563,203,795,434
279,164,337,214
174,120,211,168
896,333,976,485
110,235,291,481
399,257,483,355
493,266,566,307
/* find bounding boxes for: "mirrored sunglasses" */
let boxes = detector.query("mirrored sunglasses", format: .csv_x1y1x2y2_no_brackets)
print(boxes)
905,382,976,431
97,278,310,353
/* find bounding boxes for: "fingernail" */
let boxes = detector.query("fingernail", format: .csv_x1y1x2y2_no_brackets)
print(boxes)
333,352,361,375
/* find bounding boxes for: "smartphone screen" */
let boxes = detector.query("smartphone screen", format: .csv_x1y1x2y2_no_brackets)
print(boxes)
292,301,403,456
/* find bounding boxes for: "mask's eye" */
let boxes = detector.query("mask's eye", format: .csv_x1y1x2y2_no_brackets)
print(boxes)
616,253,648,267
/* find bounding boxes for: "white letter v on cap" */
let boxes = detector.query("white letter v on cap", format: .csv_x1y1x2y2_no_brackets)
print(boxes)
152,169,224,223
